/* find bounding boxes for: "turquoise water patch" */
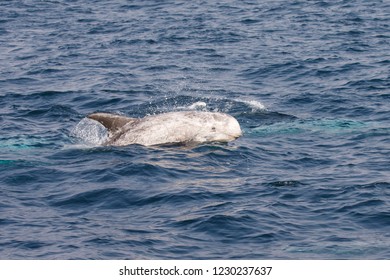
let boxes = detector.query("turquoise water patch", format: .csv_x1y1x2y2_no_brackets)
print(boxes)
0,160,14,165
252,118,368,136
0,136,49,150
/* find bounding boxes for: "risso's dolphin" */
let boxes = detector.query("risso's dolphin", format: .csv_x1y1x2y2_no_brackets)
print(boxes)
87,111,242,146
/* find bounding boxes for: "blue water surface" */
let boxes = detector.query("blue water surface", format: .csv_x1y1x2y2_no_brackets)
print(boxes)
0,0,389,259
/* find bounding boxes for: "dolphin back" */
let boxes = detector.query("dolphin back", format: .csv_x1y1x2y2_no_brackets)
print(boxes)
86,111,241,147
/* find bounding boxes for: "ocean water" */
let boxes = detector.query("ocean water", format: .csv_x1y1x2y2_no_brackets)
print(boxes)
0,0,389,259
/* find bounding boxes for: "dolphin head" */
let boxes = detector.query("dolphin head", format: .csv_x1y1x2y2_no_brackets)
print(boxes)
196,112,242,143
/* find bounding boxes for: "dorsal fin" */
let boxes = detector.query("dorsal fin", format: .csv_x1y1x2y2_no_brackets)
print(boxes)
87,113,137,134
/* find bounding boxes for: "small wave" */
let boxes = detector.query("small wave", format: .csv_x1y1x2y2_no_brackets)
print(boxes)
235,99,267,111
130,95,266,117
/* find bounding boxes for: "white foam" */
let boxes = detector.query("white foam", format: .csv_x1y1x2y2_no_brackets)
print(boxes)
187,101,207,110
241,100,266,111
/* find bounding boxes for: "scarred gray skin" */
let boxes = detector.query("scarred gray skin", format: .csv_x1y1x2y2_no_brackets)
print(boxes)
87,111,242,147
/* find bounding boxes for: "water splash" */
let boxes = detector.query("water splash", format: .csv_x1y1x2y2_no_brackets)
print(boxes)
70,118,108,146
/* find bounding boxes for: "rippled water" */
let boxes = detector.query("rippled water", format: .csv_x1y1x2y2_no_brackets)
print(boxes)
0,0,389,259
